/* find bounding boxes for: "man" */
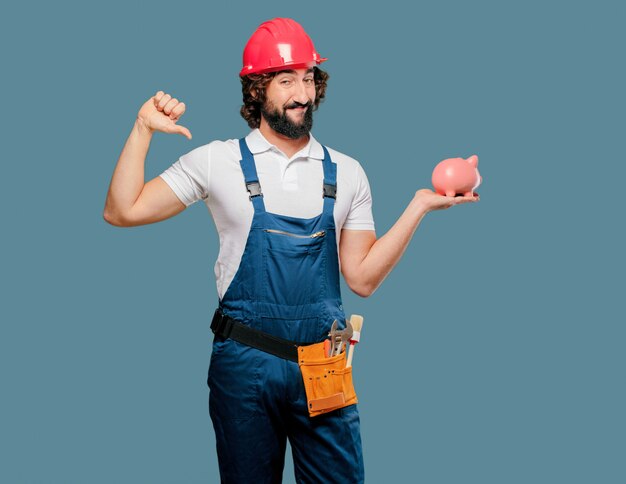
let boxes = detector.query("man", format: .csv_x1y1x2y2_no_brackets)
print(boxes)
103,17,479,484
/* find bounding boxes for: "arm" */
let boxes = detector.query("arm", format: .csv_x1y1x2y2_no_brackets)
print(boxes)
103,91,192,227
339,189,479,297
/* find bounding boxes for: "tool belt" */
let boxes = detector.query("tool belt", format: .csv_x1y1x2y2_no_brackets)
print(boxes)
211,308,358,417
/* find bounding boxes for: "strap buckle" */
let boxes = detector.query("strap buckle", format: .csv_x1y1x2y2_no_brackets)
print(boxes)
246,181,263,200
323,183,337,199
211,309,233,339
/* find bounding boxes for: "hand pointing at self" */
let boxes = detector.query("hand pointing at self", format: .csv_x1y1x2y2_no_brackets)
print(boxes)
136,91,192,140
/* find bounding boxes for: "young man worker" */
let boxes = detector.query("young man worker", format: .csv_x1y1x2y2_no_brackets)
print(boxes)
103,17,479,484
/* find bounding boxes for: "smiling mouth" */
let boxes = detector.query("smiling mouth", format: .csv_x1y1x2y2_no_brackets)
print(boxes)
286,106,307,118
285,101,311,110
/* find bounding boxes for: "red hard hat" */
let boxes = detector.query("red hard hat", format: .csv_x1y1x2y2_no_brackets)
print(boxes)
240,18,327,77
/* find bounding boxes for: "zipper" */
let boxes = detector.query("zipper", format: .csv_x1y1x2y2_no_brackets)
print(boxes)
264,229,326,239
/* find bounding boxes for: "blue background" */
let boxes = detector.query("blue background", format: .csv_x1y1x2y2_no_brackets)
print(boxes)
2,0,624,482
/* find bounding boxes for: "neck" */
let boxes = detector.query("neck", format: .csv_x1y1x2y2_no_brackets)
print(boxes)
258,119,309,158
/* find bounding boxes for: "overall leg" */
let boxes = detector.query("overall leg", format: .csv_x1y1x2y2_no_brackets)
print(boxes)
285,361,364,484
208,339,288,483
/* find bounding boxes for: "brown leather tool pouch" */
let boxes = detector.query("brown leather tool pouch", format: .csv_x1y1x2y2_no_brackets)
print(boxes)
297,341,358,417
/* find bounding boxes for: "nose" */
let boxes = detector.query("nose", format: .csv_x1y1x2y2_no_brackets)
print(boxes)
292,79,310,104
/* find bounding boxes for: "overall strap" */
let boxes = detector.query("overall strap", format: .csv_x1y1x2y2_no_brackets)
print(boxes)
321,145,337,217
239,138,266,213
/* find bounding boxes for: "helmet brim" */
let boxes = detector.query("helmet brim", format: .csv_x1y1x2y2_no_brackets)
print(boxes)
240,58,328,77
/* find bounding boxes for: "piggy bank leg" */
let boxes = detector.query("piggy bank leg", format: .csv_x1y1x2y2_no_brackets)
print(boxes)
445,189,456,197
463,191,474,197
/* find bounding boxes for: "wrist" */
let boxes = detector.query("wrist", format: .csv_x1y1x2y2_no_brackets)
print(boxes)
134,117,154,137
411,192,430,216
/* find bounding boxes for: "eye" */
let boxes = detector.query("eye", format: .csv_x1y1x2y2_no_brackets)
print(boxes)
280,79,292,86
304,77,314,85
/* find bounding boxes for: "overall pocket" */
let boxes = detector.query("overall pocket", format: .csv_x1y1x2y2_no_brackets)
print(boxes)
263,229,326,306
297,341,358,417
208,339,261,420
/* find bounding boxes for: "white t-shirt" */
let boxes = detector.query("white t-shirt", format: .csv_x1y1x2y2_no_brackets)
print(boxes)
159,129,375,300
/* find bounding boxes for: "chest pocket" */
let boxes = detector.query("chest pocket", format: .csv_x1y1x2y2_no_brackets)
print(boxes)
262,229,327,306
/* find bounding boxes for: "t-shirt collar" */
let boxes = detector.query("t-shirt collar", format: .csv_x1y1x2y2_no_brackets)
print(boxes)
245,128,324,160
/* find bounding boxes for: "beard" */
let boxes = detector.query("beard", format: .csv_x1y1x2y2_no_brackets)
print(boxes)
260,99,314,139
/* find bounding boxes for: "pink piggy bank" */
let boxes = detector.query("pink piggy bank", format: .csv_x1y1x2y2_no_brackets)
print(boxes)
432,155,482,197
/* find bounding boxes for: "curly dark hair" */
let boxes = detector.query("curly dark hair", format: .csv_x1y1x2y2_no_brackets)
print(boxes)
240,67,329,129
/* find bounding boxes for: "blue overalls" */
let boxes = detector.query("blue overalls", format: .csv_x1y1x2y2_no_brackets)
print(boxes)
207,138,364,483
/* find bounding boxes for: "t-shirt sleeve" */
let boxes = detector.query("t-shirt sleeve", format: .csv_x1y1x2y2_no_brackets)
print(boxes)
158,144,209,207
343,162,376,231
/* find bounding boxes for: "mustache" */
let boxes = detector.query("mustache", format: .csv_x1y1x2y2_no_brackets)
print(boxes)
284,101,312,109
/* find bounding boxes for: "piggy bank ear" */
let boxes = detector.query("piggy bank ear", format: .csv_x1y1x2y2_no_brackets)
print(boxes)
467,155,479,167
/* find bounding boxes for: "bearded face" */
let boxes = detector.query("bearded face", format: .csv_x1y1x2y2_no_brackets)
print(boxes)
260,98,313,139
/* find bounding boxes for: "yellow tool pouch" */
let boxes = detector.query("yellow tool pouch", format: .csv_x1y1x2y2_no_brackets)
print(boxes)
297,341,358,417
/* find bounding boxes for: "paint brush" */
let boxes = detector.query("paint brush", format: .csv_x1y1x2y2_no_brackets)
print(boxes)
345,315,363,368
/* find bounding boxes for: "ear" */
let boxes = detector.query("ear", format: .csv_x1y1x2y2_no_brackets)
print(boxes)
250,88,257,99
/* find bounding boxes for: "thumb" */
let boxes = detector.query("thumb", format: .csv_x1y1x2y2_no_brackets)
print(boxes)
174,125,192,140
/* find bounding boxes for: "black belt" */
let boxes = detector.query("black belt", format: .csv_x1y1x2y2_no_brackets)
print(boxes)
211,308,307,362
